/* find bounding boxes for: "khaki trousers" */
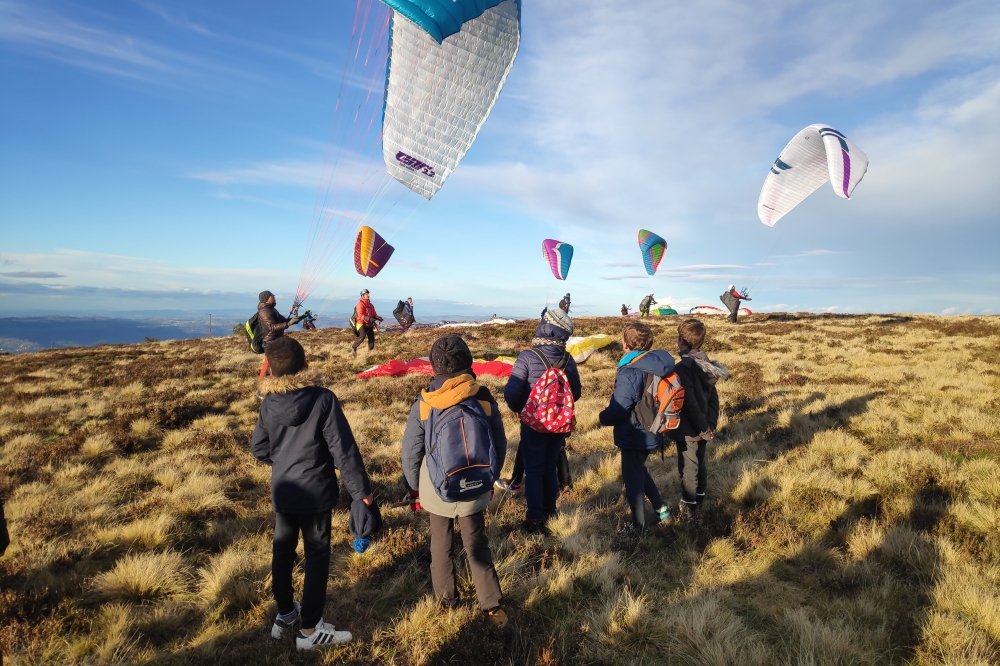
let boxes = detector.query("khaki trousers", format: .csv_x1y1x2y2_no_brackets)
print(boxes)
429,511,502,611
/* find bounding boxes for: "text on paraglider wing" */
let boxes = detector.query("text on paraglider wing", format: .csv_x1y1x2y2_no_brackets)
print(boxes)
395,151,436,178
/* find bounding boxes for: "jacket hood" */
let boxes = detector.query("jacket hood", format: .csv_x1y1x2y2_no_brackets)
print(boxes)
685,350,729,384
421,373,481,410
258,369,326,428
624,349,675,376
258,368,325,395
533,322,571,344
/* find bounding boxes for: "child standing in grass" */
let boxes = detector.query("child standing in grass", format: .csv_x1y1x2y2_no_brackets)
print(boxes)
250,336,374,651
670,319,726,524
401,335,509,626
502,308,582,531
598,321,675,534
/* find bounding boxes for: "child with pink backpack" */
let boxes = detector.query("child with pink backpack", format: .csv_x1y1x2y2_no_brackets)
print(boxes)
501,308,582,532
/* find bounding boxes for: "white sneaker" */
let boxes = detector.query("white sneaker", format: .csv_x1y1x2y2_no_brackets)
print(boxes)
270,601,300,639
296,618,353,650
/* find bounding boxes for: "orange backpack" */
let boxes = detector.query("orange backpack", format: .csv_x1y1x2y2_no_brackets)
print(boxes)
629,353,685,433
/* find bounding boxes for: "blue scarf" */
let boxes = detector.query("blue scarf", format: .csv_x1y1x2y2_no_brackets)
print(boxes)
618,351,645,367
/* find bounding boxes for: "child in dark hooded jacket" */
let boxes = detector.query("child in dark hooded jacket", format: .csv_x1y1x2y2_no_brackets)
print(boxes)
250,337,373,651
400,335,509,626
502,308,582,529
670,319,727,523
598,321,675,532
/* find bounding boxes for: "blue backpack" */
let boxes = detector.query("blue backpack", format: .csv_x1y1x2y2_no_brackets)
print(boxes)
423,397,498,502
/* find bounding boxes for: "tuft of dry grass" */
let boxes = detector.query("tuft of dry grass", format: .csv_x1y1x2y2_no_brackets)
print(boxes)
0,314,998,664
198,536,270,613
93,551,191,601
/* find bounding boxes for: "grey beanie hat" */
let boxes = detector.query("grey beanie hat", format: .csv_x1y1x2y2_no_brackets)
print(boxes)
542,306,575,335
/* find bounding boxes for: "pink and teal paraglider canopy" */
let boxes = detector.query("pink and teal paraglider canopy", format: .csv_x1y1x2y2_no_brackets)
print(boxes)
542,239,573,280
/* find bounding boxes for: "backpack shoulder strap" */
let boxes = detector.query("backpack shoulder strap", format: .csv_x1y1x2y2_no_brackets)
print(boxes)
528,348,552,370
625,351,649,367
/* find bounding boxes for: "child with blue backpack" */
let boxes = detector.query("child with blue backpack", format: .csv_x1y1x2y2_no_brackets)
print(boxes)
401,335,509,626
598,321,676,534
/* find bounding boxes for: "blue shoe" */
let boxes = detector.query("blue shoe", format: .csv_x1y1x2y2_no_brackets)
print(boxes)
657,505,671,523
618,523,648,537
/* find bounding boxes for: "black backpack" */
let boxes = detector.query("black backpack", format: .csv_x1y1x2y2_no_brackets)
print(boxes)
243,313,267,354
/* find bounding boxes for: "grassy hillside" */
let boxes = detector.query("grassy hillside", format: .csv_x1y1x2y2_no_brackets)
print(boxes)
1,314,998,665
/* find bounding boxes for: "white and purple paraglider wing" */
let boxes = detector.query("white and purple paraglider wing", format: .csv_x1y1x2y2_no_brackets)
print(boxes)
818,127,868,200
757,124,868,227
380,0,521,200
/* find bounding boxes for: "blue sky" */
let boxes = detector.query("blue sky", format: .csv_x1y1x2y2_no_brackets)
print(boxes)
1,0,998,318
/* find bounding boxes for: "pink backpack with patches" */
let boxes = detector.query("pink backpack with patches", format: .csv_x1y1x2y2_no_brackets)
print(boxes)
519,349,576,434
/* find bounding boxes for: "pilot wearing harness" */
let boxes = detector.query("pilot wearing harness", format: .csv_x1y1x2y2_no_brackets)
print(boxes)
720,284,751,323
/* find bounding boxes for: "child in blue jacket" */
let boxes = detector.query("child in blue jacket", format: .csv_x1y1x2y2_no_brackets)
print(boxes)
598,322,675,533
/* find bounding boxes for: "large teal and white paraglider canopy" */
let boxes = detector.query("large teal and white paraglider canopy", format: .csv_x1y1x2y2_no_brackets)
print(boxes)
380,0,521,200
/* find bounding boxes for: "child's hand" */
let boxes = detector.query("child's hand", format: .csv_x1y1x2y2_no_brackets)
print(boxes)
362,493,374,506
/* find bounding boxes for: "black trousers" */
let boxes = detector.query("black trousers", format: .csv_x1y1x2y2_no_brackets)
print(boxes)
509,444,572,489
429,511,502,611
675,439,708,506
620,449,664,529
272,511,332,630
352,325,375,351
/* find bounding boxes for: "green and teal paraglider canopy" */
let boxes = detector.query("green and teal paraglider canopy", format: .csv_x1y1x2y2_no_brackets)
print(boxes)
637,229,667,276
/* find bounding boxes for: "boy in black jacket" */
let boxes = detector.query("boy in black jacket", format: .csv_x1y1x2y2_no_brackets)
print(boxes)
670,319,727,524
250,337,374,651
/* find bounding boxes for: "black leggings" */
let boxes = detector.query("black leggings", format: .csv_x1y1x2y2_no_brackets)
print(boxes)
620,449,664,529
272,511,331,630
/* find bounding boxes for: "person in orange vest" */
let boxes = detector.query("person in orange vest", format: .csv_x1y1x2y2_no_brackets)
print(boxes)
352,289,383,356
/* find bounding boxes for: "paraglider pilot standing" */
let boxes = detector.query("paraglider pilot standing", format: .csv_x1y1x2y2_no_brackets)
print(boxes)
258,291,306,378
352,289,383,355
720,285,751,323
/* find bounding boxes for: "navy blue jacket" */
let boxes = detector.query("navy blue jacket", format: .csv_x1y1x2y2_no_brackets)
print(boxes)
598,350,676,451
503,342,582,414
251,370,372,514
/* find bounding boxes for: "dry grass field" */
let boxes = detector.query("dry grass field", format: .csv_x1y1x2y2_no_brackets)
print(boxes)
1,313,998,665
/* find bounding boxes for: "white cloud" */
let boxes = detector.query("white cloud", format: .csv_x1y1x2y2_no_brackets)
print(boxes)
454,0,1000,239
2,249,292,293
940,307,958,315
190,159,324,188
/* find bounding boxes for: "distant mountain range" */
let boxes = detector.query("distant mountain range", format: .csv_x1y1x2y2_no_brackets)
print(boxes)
0,299,529,353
